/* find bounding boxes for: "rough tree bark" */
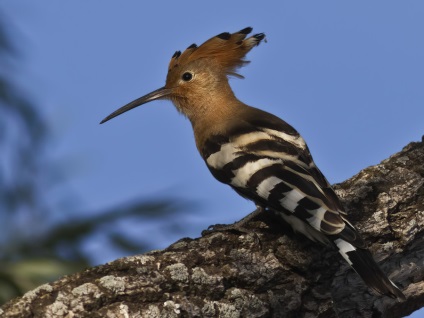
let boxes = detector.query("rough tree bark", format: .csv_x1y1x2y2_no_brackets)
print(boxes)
1,139,423,318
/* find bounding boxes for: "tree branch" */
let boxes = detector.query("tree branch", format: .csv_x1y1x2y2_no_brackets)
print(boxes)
2,139,424,318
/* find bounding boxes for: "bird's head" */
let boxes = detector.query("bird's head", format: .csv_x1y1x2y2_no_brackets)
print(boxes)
100,27,265,124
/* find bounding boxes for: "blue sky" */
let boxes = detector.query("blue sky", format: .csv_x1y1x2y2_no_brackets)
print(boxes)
2,2,423,314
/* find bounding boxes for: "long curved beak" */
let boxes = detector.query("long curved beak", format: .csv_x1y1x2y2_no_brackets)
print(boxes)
100,86,171,124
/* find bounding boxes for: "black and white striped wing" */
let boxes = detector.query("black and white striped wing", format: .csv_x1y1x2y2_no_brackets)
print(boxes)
202,118,349,238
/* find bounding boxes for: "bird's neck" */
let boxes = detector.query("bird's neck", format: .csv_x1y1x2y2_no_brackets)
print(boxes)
184,89,247,155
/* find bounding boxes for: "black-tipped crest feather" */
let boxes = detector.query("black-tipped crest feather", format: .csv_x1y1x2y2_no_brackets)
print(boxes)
168,27,266,75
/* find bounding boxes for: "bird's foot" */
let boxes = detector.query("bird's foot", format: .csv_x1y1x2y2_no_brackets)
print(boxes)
201,206,266,236
202,223,251,235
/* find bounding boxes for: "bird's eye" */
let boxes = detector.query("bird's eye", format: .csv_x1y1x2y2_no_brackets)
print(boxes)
182,72,193,82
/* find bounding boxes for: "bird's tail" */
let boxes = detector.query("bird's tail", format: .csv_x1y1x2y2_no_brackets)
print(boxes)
277,211,405,300
334,237,405,300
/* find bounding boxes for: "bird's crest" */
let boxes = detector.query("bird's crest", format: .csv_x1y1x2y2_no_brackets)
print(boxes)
168,27,265,77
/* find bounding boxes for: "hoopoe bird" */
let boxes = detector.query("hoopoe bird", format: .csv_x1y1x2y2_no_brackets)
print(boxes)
101,27,405,300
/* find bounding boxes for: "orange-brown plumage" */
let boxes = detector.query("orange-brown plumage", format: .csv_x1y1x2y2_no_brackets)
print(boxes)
160,27,266,147
168,27,265,75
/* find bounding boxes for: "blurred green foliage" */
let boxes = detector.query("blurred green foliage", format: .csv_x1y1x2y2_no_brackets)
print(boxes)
0,10,188,304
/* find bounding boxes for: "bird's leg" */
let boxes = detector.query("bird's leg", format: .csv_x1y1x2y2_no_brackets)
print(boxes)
202,205,265,235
